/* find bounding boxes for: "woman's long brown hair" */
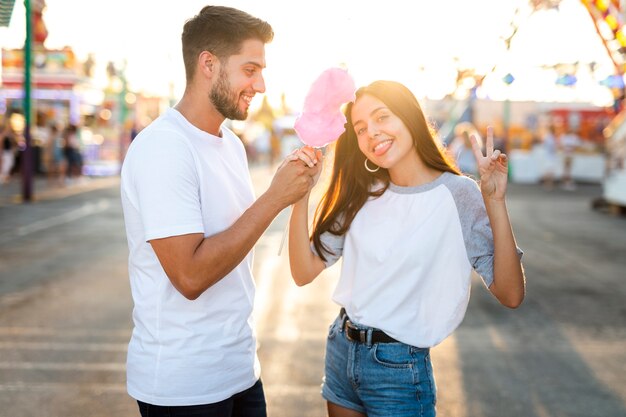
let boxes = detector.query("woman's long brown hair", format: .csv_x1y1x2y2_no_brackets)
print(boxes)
311,80,461,262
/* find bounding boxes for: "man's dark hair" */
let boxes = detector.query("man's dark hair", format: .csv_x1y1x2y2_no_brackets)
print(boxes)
181,5,274,82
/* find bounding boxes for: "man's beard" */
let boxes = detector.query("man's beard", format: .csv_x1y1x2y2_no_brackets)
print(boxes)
210,69,248,121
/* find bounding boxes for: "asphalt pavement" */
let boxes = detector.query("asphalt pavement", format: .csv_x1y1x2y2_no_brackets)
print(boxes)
0,170,625,417
0,175,119,207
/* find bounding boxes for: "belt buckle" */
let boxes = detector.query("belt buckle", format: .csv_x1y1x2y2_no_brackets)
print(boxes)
344,320,367,343
343,320,353,341
343,320,351,340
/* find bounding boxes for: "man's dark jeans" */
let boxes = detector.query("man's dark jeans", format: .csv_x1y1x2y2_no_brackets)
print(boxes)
137,379,266,417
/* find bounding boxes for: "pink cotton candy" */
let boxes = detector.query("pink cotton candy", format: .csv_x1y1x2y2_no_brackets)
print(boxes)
294,67,356,148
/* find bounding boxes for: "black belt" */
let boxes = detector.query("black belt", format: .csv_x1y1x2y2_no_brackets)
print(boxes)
339,308,399,344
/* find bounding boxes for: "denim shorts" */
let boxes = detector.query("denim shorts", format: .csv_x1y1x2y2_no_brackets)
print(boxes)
321,315,437,417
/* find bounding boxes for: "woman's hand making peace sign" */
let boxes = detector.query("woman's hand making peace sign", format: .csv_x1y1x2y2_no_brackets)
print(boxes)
470,126,508,201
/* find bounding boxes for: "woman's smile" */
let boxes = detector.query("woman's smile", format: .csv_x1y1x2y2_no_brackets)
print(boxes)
373,139,393,156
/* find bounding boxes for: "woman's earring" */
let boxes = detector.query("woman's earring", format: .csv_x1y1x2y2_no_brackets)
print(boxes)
364,158,380,173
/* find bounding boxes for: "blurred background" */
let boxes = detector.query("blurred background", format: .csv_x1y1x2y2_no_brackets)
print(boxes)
0,1,625,416
0,0,624,196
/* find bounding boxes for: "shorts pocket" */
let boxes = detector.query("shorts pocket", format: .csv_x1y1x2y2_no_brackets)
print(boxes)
371,343,414,368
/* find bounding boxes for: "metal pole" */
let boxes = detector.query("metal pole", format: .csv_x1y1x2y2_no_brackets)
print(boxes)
22,0,33,202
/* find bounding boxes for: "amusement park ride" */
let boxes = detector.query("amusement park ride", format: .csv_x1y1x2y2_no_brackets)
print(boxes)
582,0,626,209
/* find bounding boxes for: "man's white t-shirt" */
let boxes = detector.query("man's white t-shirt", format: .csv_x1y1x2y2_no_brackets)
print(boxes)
120,108,259,406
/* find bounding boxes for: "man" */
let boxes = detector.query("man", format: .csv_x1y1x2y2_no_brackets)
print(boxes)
120,6,317,416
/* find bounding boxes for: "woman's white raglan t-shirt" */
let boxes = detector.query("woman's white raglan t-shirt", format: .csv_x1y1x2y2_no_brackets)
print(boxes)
120,108,259,406
316,172,523,348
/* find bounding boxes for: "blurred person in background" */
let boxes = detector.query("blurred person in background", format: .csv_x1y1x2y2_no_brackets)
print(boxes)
120,5,318,417
288,80,525,417
449,121,481,178
541,124,559,190
0,114,18,185
62,124,83,181
560,128,580,191
46,123,67,187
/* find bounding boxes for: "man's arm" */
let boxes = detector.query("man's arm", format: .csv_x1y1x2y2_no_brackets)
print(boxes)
150,160,317,300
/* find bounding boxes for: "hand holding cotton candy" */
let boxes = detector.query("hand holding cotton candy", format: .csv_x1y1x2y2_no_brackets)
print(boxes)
294,67,356,148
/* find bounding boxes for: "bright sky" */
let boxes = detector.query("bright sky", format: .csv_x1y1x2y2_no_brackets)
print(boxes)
0,0,618,110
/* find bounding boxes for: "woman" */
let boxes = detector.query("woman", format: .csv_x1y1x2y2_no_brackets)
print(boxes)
289,80,525,417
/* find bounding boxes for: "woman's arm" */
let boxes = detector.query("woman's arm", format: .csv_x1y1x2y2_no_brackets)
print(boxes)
289,194,326,286
483,198,525,308
288,147,326,286
471,128,526,308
